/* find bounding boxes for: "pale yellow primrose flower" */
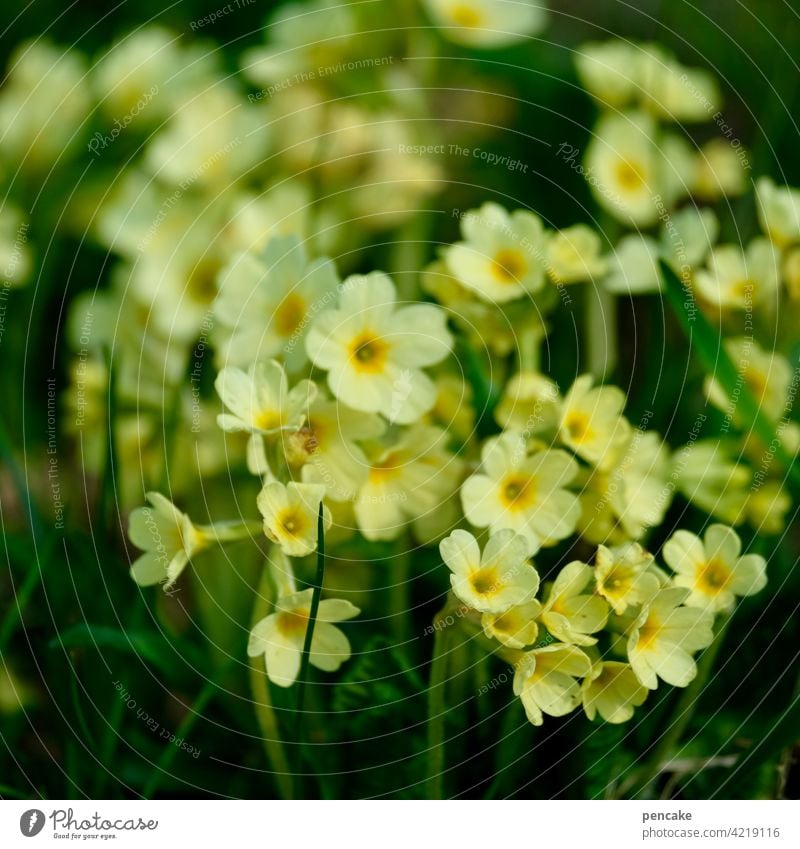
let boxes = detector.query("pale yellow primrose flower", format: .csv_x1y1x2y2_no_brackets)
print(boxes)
215,360,317,475
540,561,609,646
482,600,542,649
305,271,452,424
705,337,792,423
756,177,800,248
128,492,235,589
694,239,780,310
693,139,748,201
513,644,592,726
423,0,547,48
582,661,648,724
257,481,331,558
248,589,359,688
444,202,548,304
461,431,580,550
594,543,660,615
559,375,631,469
494,371,561,435
439,528,539,615
214,235,340,373
575,40,639,109
292,395,386,502
663,525,767,613
546,225,608,284
627,587,714,690
356,424,460,541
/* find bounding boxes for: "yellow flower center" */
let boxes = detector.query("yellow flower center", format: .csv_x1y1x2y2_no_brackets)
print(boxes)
274,293,307,336
277,507,308,538
637,615,660,650
500,474,536,510
491,248,527,283
350,332,389,374
470,566,500,596
187,257,222,304
254,408,282,431
601,565,634,595
564,410,595,444
698,558,731,593
615,159,646,192
731,279,755,301
276,607,309,637
450,3,483,28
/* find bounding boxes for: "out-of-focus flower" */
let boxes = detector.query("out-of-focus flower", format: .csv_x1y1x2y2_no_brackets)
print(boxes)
594,542,660,615
694,239,780,310
423,0,548,48
745,481,792,535
581,661,648,723
494,371,561,435
0,40,91,167
257,481,331,557
627,587,714,689
356,424,459,540
575,40,640,109
636,43,720,122
546,225,607,284
756,177,800,248
705,337,792,423
214,235,340,373
444,203,548,304
305,271,452,423
692,139,748,200
248,589,359,687
664,524,767,612
513,644,592,726
674,439,751,525
559,375,631,469
440,528,539,614
461,431,580,549
0,203,32,288
539,561,609,646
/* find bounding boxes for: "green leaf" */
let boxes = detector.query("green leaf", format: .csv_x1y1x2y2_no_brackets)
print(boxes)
659,259,800,489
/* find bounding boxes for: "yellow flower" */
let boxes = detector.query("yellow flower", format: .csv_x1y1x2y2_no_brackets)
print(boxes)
305,271,452,423
582,661,648,723
627,588,714,689
248,589,359,687
756,177,800,248
423,0,547,48
461,431,580,549
744,481,792,535
128,493,210,589
585,112,662,226
559,375,631,469
546,225,607,284
444,203,549,304
257,481,331,557
693,139,748,200
575,40,639,108
214,235,341,373
482,600,542,649
290,395,385,502
636,43,720,122
540,561,609,646
355,424,460,541
215,360,316,475
594,542,660,615
439,529,539,614
663,524,767,613
674,439,751,525
494,371,561,434
705,337,792,423
513,644,592,726
694,239,780,310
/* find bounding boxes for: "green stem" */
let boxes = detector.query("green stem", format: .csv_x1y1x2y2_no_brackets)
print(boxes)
425,610,450,799
249,560,294,799
626,611,733,798
293,504,326,791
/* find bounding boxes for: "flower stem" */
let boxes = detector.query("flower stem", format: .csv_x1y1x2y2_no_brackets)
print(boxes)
625,611,733,798
426,609,451,799
293,503,327,791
